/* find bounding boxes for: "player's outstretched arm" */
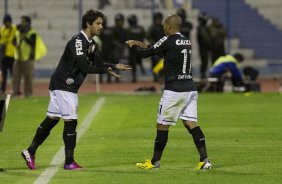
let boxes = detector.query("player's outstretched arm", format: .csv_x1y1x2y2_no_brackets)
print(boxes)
126,40,148,49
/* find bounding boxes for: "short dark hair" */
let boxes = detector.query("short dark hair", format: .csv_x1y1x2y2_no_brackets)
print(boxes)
3,14,12,23
115,13,124,22
176,8,186,20
82,9,104,29
153,12,163,22
233,53,244,62
21,15,31,25
128,14,137,26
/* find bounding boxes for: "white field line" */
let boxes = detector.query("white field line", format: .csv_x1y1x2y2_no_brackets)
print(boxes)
33,97,106,184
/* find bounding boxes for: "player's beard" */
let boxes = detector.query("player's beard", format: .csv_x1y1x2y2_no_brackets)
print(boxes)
93,29,101,36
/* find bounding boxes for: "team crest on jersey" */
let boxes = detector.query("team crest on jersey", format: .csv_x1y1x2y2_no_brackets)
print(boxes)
66,78,74,85
153,36,168,49
75,39,83,55
87,44,95,55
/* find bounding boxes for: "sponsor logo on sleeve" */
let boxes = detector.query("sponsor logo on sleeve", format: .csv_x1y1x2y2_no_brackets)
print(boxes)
153,36,168,49
75,39,83,55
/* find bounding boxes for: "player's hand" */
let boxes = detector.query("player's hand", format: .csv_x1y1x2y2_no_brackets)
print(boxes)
125,40,148,49
107,68,123,78
125,40,135,48
115,63,132,70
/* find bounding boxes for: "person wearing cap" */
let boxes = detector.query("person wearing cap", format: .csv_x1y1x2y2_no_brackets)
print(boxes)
147,12,165,82
176,8,193,39
127,14,145,82
197,12,212,80
0,14,17,93
112,13,127,82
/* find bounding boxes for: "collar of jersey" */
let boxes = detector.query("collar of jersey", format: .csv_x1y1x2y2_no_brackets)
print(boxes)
80,30,92,43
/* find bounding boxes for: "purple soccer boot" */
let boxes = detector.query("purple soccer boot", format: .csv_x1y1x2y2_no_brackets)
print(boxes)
21,150,36,170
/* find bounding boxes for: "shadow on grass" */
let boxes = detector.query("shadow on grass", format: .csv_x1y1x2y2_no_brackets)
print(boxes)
70,162,262,177
0,163,62,175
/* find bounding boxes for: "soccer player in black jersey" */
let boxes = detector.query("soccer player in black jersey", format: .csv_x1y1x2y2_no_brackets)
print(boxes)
126,14,211,170
21,10,131,170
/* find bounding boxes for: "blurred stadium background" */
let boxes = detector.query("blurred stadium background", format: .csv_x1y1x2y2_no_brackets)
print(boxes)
1,0,282,92
1,1,282,183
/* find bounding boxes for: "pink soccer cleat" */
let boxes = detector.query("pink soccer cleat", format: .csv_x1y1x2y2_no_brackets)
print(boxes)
21,150,36,170
64,162,83,170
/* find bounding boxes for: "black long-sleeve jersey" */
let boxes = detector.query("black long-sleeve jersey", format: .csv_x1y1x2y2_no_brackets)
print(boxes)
49,31,116,93
135,33,197,92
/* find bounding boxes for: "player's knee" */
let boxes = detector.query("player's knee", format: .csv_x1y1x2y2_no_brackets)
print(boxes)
156,123,170,131
183,120,198,134
184,120,198,128
47,116,60,121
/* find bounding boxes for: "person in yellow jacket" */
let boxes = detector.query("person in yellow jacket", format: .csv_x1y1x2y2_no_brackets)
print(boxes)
13,16,37,97
209,53,244,86
0,14,17,93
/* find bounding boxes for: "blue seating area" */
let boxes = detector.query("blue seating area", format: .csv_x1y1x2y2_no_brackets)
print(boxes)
192,0,282,61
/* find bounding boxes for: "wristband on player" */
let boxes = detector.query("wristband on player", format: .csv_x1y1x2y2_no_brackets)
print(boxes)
107,67,113,73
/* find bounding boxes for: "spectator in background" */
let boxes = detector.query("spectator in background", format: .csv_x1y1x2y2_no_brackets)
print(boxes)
127,14,145,82
112,13,127,82
209,53,244,87
209,17,226,63
147,12,165,82
98,0,110,9
0,14,17,93
13,16,36,97
99,17,115,83
176,8,193,38
197,12,212,80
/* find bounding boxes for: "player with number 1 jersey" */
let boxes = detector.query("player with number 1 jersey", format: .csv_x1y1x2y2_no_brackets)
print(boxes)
126,14,211,170
134,32,196,92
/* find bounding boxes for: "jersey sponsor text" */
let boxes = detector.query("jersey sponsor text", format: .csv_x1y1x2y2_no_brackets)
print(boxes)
178,74,192,80
75,39,83,55
176,39,191,45
153,36,168,49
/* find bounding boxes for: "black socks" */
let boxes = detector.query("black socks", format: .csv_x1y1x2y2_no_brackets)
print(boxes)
28,117,59,155
187,126,208,162
151,130,169,164
63,120,77,164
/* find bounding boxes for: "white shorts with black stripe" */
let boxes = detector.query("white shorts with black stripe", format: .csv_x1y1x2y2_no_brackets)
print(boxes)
157,90,198,126
47,90,78,120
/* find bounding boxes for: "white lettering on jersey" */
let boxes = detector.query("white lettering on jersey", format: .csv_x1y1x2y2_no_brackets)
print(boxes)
75,39,83,55
176,39,191,45
178,74,192,80
153,36,168,49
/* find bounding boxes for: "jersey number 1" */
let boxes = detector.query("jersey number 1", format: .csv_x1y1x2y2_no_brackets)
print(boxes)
181,49,191,74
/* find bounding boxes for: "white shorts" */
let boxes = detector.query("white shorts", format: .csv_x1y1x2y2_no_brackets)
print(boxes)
157,90,198,125
47,90,78,120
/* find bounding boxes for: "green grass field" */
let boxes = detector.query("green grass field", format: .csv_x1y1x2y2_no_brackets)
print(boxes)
0,93,281,184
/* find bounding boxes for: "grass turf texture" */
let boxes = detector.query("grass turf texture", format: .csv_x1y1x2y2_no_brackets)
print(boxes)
0,93,281,184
